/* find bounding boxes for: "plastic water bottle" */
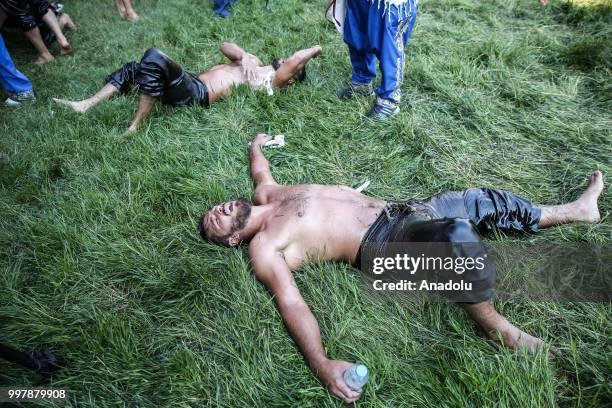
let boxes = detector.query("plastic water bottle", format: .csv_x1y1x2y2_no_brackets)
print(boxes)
343,364,369,391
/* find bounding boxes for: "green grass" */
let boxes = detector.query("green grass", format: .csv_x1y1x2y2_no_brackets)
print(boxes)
1,0,611,406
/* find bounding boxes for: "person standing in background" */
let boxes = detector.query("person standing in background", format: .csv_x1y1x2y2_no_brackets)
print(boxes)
337,0,418,121
0,0,74,64
0,33,35,105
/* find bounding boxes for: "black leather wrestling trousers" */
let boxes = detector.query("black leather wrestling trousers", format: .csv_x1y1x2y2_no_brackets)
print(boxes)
0,0,50,31
105,48,209,107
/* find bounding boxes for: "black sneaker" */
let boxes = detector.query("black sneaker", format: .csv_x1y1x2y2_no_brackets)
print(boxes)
337,82,374,100
4,90,36,106
365,98,400,121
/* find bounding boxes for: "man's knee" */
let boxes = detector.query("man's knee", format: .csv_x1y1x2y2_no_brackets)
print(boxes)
136,48,175,96
141,48,167,65
139,48,182,81
414,218,481,243
400,218,480,243
446,218,480,243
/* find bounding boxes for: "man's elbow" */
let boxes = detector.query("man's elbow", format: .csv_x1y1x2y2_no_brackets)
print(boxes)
220,42,233,52
276,294,304,310
252,171,271,185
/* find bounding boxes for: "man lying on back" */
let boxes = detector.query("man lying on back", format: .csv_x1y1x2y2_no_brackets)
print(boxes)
199,134,603,403
54,43,321,135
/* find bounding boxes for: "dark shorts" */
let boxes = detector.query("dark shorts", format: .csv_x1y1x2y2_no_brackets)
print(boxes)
105,48,209,107
1,0,58,44
356,188,542,303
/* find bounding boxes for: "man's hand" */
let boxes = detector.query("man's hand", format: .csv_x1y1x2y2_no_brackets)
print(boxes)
118,125,137,141
241,54,259,81
251,133,273,148
316,359,363,404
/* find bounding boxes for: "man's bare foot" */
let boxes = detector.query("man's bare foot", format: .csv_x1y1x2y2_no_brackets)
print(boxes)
485,322,546,353
573,171,604,223
539,0,548,5
34,53,54,65
118,126,136,141
60,43,73,55
115,0,127,18
53,98,90,113
127,125,137,134
126,10,140,22
61,14,76,31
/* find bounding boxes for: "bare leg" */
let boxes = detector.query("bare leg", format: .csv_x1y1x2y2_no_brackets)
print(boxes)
461,301,549,353
23,27,54,64
41,9,72,55
53,83,120,113
58,13,76,31
122,94,156,137
538,171,603,228
123,0,140,22
114,0,127,18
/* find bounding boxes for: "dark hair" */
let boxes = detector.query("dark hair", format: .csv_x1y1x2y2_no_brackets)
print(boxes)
272,58,282,71
294,67,306,82
272,58,307,83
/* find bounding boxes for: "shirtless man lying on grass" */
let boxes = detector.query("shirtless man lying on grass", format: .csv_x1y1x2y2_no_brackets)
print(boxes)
53,43,321,135
199,134,604,403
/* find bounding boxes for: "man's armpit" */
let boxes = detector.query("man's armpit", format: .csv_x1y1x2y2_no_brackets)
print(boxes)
254,171,271,185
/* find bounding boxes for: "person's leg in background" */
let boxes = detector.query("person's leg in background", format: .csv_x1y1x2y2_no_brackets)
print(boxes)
38,12,76,49
338,0,376,100
57,12,75,32
114,0,139,21
22,25,53,63
0,33,35,105
213,0,237,18
39,6,72,54
122,0,139,22
367,0,418,120
0,0,55,64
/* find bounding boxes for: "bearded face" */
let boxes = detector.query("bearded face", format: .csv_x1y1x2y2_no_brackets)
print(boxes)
200,198,253,247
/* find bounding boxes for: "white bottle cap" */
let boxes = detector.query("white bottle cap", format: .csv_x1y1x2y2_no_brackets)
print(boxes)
356,365,368,376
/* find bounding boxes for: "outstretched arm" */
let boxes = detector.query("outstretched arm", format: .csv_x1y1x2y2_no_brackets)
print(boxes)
123,94,157,137
273,45,322,88
249,241,362,404
250,134,277,189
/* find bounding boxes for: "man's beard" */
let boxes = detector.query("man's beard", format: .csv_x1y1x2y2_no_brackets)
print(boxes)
231,197,252,233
